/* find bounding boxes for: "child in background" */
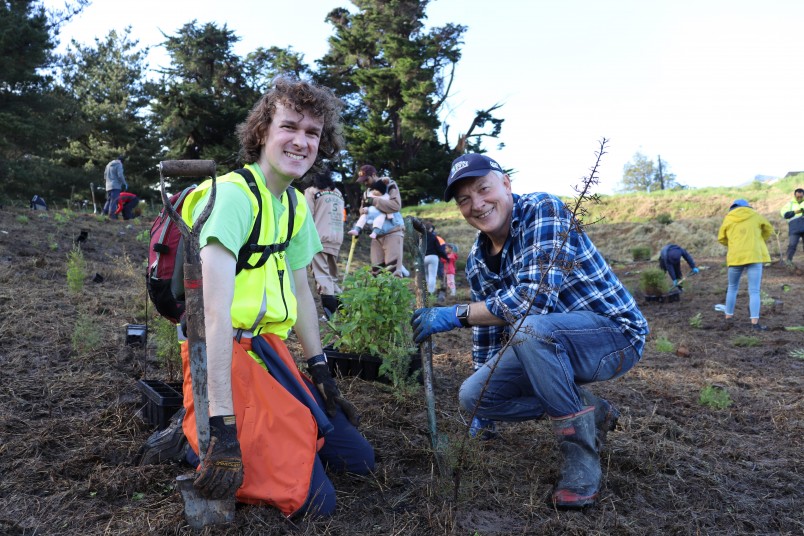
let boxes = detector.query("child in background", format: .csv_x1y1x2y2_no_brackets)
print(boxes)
347,181,394,239
444,243,459,296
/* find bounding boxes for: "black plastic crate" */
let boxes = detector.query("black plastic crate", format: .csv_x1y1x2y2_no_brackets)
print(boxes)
137,379,183,430
126,324,147,346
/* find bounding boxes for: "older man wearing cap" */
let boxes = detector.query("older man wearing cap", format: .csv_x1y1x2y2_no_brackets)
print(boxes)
355,164,405,276
411,153,648,508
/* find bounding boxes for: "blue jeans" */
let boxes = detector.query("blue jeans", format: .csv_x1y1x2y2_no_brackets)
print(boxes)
103,189,121,219
725,263,763,319
459,312,642,419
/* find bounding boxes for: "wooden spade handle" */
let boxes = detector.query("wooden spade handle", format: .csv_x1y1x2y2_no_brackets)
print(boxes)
159,160,216,179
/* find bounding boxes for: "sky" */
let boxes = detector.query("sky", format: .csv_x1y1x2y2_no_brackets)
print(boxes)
44,0,804,196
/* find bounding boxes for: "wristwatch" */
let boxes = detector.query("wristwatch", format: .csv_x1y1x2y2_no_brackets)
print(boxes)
455,304,471,327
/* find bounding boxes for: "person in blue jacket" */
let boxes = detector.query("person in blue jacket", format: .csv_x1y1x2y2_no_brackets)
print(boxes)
658,244,699,288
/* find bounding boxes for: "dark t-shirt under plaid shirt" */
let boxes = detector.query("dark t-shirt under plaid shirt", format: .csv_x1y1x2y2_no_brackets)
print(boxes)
466,193,649,368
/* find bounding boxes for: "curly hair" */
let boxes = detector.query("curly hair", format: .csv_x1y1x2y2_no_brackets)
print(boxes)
236,77,345,174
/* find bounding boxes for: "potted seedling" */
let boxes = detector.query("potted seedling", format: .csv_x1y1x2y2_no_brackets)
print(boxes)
323,266,420,390
639,268,679,303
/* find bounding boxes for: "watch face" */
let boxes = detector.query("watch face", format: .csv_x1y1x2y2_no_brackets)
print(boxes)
456,304,470,326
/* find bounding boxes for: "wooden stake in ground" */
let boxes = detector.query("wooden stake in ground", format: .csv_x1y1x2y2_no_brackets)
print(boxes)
408,216,447,474
343,235,358,281
89,183,97,214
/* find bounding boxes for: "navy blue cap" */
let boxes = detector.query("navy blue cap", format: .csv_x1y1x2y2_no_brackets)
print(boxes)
444,154,504,201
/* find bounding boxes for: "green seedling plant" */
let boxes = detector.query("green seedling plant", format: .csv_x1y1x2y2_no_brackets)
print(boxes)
655,336,675,353
760,290,775,307
631,245,651,261
48,234,58,251
640,268,670,295
136,229,150,244
53,212,69,224
783,326,804,332
789,348,804,360
733,336,760,348
152,315,182,379
324,267,417,393
15,215,29,224
689,312,703,329
71,312,101,358
699,385,732,410
66,246,88,293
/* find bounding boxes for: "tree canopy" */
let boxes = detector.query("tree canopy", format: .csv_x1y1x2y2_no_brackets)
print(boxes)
316,0,503,203
620,151,682,192
0,0,505,207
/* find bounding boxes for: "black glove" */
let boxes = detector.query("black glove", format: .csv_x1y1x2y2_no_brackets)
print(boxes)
193,415,244,500
307,356,360,426
784,210,795,219
363,197,373,206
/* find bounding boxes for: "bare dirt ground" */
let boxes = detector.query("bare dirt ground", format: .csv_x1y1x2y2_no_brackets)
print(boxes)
0,206,802,535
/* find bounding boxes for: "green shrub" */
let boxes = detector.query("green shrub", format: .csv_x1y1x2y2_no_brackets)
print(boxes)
639,268,669,295
631,246,651,261
699,385,732,410
655,212,673,225
655,336,674,353
324,267,417,392
66,246,88,294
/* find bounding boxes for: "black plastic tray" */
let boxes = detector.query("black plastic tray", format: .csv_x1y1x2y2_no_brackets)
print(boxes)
137,379,183,429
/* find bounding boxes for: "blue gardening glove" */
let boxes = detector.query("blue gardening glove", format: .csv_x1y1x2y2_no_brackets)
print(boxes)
412,306,462,344
691,267,699,274
673,279,679,286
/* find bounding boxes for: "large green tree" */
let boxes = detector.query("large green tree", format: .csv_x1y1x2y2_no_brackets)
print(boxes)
0,0,91,203
316,0,503,204
150,21,257,171
57,28,158,192
620,151,680,192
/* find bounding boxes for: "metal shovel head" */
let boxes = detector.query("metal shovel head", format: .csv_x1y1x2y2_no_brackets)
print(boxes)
176,473,236,529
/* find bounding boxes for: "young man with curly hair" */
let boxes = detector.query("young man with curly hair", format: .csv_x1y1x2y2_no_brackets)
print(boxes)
179,78,374,518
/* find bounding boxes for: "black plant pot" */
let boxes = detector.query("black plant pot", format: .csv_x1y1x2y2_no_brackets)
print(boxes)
324,346,422,384
644,289,681,304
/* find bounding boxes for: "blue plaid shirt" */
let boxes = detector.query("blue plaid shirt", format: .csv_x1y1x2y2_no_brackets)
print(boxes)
466,193,648,368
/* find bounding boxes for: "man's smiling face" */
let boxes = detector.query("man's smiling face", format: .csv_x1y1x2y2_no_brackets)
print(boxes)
453,171,514,249
258,101,323,187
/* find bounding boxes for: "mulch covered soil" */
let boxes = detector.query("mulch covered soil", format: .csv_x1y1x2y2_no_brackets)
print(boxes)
0,206,802,535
